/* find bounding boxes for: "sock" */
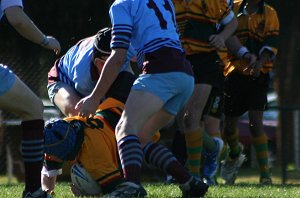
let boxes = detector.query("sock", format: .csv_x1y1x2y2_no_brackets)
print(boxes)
185,129,203,177
21,119,44,192
252,134,270,178
143,142,191,184
117,135,143,184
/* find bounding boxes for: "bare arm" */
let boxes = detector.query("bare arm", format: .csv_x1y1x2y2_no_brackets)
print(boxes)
209,16,238,50
5,6,61,54
225,35,257,72
225,35,243,55
75,48,128,117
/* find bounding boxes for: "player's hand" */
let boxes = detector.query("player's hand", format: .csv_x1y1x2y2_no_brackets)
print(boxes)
43,36,61,55
41,174,57,192
209,34,225,50
75,95,99,118
242,53,257,74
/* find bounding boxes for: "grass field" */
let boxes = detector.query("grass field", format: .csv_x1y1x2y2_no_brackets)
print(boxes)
1,168,300,197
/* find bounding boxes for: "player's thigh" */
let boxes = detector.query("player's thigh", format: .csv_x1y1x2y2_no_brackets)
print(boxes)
49,82,81,116
0,76,43,120
117,90,165,138
117,72,193,137
202,87,223,135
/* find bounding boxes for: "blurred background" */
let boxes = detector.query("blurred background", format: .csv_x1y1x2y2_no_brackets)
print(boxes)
0,0,299,184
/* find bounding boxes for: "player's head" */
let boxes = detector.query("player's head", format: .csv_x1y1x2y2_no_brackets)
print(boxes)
93,27,112,61
44,119,84,161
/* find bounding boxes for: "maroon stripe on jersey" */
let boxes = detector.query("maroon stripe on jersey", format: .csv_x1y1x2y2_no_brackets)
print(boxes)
142,47,194,76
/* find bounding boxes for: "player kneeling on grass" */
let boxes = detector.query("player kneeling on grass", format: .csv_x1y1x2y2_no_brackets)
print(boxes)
41,72,137,196
41,96,126,196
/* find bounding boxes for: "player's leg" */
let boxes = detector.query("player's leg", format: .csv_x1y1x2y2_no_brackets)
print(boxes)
221,73,247,184
113,72,207,197
247,73,272,184
183,83,212,177
115,89,165,184
48,82,81,117
112,89,164,197
248,110,272,184
138,73,208,197
183,52,222,178
0,66,45,196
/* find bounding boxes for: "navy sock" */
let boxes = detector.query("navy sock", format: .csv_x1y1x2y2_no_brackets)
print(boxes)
21,119,44,192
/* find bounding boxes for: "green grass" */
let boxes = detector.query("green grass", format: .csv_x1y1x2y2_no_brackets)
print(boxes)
0,182,300,198
1,168,300,197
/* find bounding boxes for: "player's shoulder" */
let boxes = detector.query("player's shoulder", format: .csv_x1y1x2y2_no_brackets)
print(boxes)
264,3,278,14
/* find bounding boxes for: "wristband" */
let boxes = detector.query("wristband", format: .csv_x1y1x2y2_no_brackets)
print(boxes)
237,46,249,58
40,35,50,47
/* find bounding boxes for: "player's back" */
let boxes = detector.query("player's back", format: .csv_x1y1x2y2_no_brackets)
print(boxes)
110,0,182,54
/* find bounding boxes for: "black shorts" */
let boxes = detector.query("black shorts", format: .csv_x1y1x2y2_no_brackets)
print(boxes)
202,86,224,119
187,52,223,86
224,72,270,117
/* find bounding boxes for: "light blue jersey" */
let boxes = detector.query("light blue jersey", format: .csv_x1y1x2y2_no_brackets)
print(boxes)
109,0,183,68
52,36,136,97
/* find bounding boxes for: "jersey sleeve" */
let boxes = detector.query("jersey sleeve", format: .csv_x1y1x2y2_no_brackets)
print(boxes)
109,0,133,50
259,7,279,59
218,0,234,26
1,0,23,11
42,160,63,177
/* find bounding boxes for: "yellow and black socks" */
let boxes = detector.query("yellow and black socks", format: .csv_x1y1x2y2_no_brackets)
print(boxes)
252,134,270,178
185,130,203,177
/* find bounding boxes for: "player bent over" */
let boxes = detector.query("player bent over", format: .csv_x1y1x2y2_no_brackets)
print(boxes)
41,76,136,196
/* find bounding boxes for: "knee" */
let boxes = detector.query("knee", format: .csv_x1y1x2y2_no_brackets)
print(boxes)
249,122,264,136
183,111,201,132
115,120,136,141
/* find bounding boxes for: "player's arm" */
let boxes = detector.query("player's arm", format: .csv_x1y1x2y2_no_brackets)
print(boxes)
209,6,238,49
252,49,273,77
41,155,64,194
75,48,127,117
4,5,61,54
41,175,57,195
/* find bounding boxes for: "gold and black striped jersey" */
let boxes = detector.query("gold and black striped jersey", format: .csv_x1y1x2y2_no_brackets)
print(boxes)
173,0,231,54
225,0,279,75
